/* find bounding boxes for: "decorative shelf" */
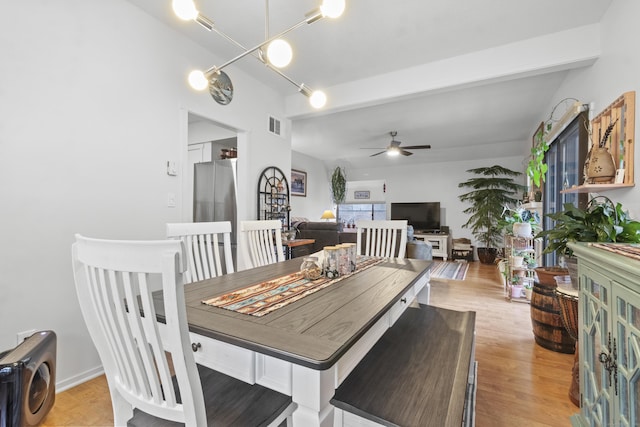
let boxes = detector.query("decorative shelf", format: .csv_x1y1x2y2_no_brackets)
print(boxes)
560,182,635,194
586,91,635,186
257,166,290,228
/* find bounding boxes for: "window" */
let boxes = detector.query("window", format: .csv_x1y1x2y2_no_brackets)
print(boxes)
542,112,589,266
337,203,386,226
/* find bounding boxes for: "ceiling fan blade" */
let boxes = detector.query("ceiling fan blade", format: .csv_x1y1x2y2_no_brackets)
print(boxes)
369,151,387,157
400,150,413,156
401,144,432,150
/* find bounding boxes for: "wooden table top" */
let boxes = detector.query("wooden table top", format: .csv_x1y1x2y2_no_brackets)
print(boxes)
172,258,431,369
282,238,315,248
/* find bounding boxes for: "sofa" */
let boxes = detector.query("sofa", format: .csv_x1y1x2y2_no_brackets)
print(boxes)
292,221,357,258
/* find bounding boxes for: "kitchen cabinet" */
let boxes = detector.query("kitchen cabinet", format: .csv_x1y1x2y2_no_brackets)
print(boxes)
569,243,640,427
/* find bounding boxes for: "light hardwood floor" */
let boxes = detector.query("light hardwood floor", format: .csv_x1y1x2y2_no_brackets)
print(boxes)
42,261,577,426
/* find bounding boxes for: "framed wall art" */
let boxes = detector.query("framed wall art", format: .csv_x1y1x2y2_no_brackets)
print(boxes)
291,169,307,197
354,190,370,200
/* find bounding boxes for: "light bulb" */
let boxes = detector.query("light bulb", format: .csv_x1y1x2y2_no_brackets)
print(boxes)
387,148,400,157
172,0,198,20
309,90,327,109
188,70,208,91
320,0,345,18
266,39,293,68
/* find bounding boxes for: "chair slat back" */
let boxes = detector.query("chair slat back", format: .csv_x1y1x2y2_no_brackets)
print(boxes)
239,220,285,268
166,221,234,283
356,220,408,258
71,235,206,426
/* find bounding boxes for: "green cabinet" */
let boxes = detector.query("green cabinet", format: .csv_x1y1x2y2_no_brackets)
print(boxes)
570,243,640,427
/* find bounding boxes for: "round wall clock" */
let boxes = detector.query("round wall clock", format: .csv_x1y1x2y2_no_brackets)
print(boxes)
209,70,233,105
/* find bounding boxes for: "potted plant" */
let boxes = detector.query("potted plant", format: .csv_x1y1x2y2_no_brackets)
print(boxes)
523,281,533,300
331,166,346,205
526,123,550,190
510,250,525,268
458,165,525,264
536,196,640,285
510,276,524,298
499,203,541,237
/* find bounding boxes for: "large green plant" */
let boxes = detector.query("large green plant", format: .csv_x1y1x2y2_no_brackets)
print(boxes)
458,165,525,250
536,196,640,258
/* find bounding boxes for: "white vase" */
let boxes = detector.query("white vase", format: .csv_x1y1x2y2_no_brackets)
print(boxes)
513,222,532,238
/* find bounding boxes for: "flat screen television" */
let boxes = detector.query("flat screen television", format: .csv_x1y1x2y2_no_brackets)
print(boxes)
390,202,441,233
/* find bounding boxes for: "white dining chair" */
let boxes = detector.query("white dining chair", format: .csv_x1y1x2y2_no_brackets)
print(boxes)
71,234,296,427
239,220,285,269
356,220,408,258
166,221,234,283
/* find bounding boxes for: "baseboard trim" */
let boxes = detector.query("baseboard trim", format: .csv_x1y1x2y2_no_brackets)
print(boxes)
55,365,104,393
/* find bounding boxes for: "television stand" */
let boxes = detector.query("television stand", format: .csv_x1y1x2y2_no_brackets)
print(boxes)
413,232,450,260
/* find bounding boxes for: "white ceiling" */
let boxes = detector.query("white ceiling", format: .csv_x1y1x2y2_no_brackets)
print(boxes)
128,0,612,168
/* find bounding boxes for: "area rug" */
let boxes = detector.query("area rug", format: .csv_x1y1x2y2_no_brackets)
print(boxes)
430,261,469,281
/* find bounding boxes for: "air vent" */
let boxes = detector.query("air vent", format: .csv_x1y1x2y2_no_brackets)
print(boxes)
268,115,281,136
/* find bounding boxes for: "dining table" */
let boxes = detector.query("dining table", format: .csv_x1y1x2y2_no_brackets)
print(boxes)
156,256,432,426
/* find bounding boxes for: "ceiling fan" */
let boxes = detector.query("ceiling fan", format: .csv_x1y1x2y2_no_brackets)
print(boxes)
366,131,432,157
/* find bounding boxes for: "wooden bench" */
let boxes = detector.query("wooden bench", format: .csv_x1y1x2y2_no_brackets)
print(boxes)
331,304,477,427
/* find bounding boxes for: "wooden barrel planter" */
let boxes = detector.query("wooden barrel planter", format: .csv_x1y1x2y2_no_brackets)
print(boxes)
530,281,575,353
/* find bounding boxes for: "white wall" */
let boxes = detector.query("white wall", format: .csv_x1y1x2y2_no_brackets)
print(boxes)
545,0,640,217
0,1,289,389
290,151,332,220
348,156,525,248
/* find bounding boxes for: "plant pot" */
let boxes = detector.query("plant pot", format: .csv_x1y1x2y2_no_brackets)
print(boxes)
513,222,532,238
477,247,498,264
524,287,533,300
511,285,524,298
510,255,524,268
534,266,569,286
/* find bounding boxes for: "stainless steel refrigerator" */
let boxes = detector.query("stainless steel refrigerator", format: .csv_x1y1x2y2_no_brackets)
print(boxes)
193,159,238,266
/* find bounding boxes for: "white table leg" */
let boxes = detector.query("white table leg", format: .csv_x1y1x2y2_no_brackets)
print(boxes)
292,364,336,427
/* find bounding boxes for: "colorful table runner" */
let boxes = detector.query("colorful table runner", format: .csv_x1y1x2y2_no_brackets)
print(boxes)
202,256,384,317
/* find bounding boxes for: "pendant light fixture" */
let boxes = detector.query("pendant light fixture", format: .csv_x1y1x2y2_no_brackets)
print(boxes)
172,0,345,108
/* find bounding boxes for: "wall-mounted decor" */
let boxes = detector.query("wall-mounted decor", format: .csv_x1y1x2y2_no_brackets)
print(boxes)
354,190,370,200
291,169,307,197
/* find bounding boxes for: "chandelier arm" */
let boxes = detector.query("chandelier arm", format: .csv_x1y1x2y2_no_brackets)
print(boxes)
203,11,322,76
205,19,309,93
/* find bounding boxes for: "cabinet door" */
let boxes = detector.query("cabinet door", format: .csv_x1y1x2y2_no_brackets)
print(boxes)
580,265,613,426
612,283,640,427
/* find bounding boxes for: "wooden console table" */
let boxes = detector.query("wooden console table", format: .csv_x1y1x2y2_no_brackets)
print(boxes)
282,238,315,259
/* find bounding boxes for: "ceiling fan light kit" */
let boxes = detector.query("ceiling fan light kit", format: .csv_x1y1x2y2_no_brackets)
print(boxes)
172,0,345,108
366,131,432,157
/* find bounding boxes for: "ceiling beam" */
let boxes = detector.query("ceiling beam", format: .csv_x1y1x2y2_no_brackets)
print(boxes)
285,24,601,119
